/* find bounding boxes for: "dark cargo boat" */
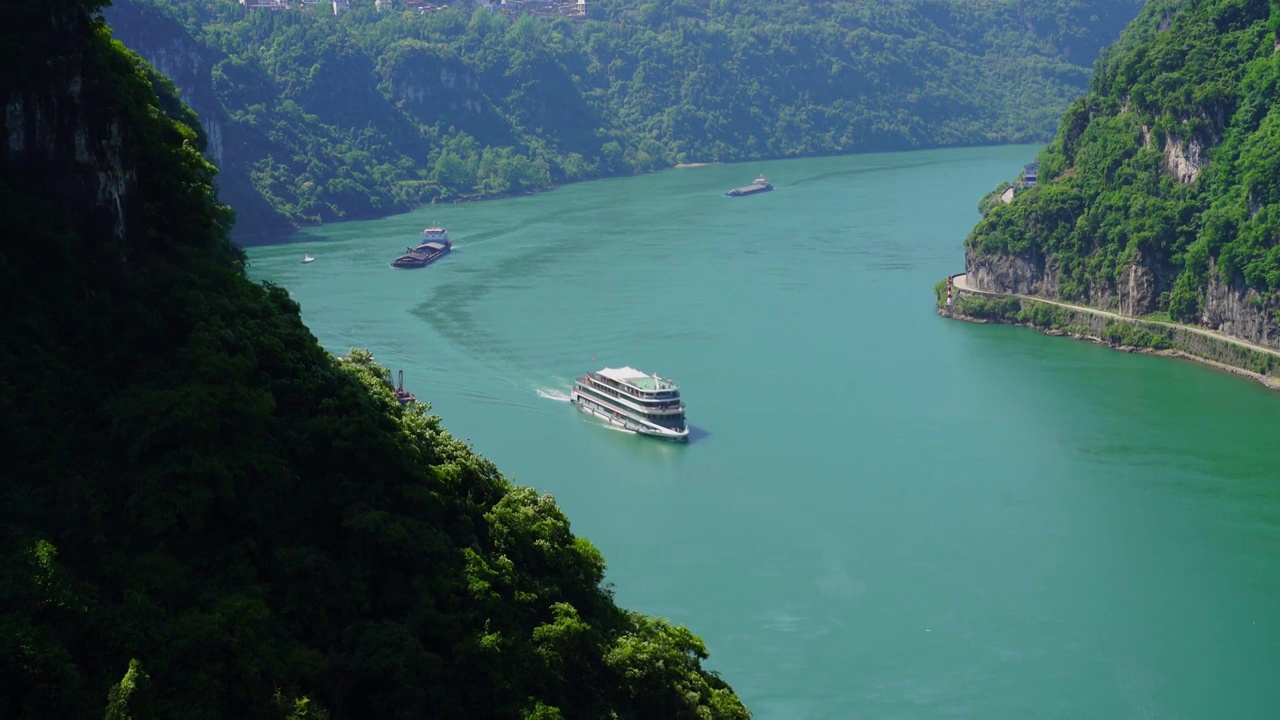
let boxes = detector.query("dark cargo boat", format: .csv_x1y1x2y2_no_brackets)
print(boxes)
726,174,773,197
391,227,453,269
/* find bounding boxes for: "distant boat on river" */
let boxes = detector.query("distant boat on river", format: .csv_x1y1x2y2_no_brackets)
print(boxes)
391,369,416,405
391,227,453,269
726,174,773,197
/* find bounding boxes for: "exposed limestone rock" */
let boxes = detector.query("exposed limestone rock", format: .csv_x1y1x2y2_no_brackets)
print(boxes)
967,246,1169,316
1202,258,1280,350
1116,251,1159,316
102,0,295,241
1162,135,1206,184
965,248,1057,296
6,98,23,152
121,34,225,166
202,116,223,166
966,247,1280,350
3,73,139,247
384,48,484,120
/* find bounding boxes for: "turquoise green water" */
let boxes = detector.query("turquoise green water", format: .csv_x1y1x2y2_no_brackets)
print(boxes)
248,146,1280,719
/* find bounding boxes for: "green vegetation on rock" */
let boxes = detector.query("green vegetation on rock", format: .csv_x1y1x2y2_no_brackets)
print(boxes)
0,2,747,718
102,0,1142,238
965,0,1280,328
944,291,1280,376
951,294,1174,349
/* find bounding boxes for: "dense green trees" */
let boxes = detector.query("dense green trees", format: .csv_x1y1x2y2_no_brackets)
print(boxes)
0,2,747,718
103,0,1142,239
966,0,1280,324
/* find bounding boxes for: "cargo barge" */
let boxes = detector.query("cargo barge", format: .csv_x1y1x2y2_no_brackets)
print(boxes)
391,227,452,269
725,174,773,197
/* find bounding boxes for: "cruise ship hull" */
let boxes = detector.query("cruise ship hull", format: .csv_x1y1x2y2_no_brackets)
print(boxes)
570,389,690,442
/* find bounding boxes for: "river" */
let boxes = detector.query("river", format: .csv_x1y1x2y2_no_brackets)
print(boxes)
248,145,1280,719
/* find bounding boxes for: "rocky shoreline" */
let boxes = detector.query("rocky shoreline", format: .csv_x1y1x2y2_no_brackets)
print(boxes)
938,288,1280,392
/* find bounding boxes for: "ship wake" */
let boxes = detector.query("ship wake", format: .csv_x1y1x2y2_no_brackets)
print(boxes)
536,388,571,402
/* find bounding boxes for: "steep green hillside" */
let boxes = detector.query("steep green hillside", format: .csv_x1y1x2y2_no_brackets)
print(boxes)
103,0,1143,240
964,0,1280,349
0,2,747,718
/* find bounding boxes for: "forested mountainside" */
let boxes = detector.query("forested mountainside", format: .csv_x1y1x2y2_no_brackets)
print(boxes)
964,0,1280,349
0,1,748,718
102,0,1144,241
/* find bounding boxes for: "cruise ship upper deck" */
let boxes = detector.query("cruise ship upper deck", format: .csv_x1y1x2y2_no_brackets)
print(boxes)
595,366,679,393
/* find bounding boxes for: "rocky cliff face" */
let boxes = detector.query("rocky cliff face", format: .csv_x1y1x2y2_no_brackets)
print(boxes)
1202,258,1280,348
102,3,223,161
116,31,224,165
102,0,292,242
965,248,1054,296
959,0,1280,353
103,3,226,156
1116,250,1161,316
3,9,140,249
390,63,484,116
967,246,1280,350
962,247,1165,312
1162,135,1208,185
966,240,1164,316
379,41,488,122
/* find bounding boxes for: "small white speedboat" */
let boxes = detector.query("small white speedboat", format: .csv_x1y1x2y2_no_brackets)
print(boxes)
301,254,315,264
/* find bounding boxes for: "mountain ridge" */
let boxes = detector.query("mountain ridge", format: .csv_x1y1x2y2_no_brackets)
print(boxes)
963,0,1280,351
103,0,1144,242
0,2,748,718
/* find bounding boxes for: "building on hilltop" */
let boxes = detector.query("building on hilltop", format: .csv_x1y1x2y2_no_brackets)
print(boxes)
402,0,462,12
1022,161,1039,186
239,0,290,8
332,0,351,13
494,0,586,18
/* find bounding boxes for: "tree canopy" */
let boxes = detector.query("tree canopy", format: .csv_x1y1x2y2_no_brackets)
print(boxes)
103,0,1143,238
0,2,748,718
966,0,1280,324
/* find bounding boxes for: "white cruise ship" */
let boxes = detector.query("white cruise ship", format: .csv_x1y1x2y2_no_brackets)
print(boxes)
570,366,689,442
